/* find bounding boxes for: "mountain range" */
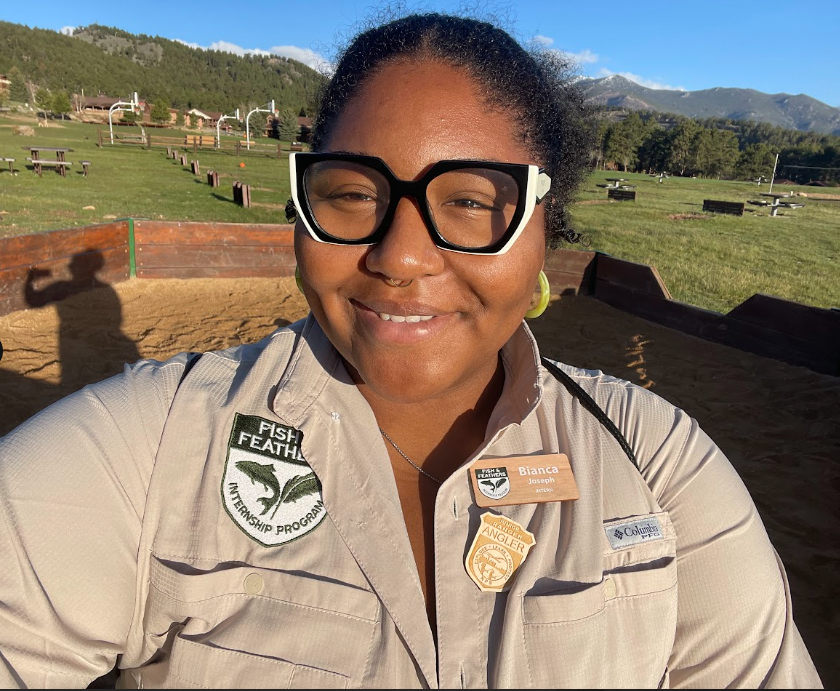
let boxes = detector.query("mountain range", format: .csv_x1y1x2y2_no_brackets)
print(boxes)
580,75,840,136
3,20,839,137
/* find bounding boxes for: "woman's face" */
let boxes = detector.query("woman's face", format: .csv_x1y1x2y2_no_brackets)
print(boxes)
295,60,546,404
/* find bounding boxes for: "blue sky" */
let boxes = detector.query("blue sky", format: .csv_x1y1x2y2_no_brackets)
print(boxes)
4,0,839,107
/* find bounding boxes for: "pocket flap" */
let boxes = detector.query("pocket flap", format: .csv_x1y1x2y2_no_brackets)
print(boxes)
150,556,379,622
523,583,606,625
170,637,348,689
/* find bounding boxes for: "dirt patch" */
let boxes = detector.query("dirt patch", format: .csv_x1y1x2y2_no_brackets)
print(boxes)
668,213,710,220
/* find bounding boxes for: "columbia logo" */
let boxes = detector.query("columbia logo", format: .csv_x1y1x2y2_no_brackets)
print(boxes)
613,529,624,540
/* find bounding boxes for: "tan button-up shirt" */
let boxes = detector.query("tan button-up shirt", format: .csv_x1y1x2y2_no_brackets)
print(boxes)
0,315,821,688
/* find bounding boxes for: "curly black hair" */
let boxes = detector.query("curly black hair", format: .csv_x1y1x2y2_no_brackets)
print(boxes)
310,13,594,247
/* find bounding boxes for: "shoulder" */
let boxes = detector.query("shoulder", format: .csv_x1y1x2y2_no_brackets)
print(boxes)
1,320,308,450
180,319,306,383
543,358,686,431
541,359,695,490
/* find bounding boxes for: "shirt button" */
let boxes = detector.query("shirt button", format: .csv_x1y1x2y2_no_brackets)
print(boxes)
244,573,264,595
604,576,616,600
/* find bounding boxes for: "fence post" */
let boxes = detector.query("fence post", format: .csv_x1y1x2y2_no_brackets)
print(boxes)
193,138,198,155
147,135,152,150
236,141,241,156
277,143,282,159
98,129,103,147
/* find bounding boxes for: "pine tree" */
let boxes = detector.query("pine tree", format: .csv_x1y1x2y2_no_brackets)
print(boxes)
35,87,51,110
150,97,171,124
51,91,71,115
278,108,298,141
668,120,701,175
8,67,27,103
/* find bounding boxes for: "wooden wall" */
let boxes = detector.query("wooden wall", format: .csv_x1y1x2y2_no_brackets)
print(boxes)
0,222,130,317
590,253,840,376
544,250,596,296
133,221,295,279
2,222,837,375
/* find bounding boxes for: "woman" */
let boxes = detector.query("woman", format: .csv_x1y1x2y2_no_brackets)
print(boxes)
0,14,821,689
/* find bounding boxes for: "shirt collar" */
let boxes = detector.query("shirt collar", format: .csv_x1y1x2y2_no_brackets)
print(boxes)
272,314,544,429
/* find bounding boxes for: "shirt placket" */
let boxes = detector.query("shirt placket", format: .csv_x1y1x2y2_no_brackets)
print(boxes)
434,475,487,688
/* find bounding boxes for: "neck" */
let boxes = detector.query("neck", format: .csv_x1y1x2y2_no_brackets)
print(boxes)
353,355,506,481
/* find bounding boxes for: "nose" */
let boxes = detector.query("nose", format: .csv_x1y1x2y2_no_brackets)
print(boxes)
364,197,445,282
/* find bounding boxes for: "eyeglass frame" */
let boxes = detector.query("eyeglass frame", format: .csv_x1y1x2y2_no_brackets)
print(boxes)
288,152,552,256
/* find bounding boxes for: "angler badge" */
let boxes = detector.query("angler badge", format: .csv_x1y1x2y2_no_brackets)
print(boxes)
466,512,535,593
222,413,326,546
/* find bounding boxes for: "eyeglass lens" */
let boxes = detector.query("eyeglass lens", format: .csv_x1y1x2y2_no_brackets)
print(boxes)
303,161,520,248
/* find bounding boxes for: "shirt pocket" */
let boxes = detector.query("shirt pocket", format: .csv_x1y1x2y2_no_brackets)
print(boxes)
521,512,678,689
135,556,380,689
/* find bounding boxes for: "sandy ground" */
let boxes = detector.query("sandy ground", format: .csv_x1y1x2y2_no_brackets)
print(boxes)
0,277,837,686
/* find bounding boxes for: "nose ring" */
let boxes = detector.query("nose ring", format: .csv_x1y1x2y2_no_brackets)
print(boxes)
385,278,413,288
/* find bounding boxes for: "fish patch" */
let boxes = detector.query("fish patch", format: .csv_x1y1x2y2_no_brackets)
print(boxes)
222,413,326,546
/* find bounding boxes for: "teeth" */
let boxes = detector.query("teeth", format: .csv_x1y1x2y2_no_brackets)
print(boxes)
377,313,434,322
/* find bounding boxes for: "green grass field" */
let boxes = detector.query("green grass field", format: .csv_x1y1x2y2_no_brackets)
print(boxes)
0,117,292,232
1,116,839,313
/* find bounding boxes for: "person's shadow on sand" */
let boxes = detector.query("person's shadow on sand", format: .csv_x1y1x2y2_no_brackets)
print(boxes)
25,249,142,378
0,250,142,437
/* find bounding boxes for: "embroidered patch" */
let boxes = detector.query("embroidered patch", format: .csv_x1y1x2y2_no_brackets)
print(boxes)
222,413,326,547
605,516,663,550
475,467,511,501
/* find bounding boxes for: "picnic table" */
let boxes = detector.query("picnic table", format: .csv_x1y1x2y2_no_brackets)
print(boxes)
22,146,74,177
759,192,804,217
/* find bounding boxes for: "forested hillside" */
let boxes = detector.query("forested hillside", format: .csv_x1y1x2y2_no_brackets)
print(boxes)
596,111,840,184
0,22,325,114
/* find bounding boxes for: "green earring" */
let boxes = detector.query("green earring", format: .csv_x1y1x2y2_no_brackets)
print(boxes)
295,266,304,294
525,270,550,319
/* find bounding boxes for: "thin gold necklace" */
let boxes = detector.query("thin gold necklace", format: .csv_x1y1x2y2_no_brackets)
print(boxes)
379,428,443,485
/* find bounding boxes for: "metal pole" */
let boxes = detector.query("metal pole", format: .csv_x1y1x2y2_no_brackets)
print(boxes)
246,110,251,151
768,153,779,194
216,109,240,149
246,103,272,152
108,95,137,145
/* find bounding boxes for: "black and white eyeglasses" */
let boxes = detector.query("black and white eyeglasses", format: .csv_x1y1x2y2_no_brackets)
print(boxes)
288,153,552,255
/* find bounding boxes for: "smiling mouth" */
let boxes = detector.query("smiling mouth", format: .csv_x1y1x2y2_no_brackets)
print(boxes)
376,313,435,323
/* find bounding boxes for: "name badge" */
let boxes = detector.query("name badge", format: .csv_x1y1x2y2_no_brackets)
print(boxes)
469,454,579,508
